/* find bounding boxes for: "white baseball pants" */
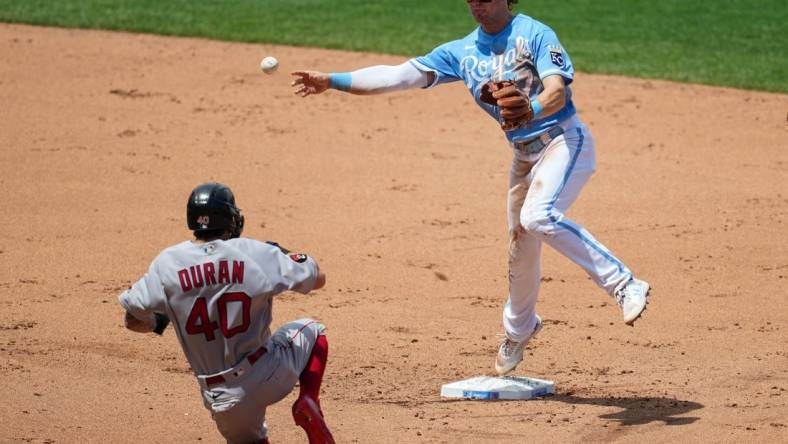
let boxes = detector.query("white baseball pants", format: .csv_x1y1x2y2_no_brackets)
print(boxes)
504,115,632,341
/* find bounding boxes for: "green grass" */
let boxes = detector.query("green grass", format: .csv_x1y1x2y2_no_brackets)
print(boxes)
0,0,785,92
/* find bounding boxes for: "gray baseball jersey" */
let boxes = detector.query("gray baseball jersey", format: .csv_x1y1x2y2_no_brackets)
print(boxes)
118,238,320,376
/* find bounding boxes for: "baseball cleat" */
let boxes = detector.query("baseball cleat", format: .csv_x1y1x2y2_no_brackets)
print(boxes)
615,278,650,325
495,315,543,376
292,396,335,444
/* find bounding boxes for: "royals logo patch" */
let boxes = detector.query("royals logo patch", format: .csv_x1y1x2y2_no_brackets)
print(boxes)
548,45,564,67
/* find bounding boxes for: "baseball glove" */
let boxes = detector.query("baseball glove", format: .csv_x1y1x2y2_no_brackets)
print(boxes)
479,80,533,131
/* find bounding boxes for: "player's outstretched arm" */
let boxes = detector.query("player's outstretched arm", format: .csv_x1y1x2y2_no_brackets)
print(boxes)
291,62,432,97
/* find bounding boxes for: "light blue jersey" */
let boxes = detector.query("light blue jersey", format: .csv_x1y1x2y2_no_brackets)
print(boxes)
411,14,576,141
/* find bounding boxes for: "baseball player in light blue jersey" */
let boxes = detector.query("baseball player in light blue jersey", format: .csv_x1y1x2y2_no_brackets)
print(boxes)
292,0,650,376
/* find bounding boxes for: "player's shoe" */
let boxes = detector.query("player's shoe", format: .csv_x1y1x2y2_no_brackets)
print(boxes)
495,315,543,376
615,278,650,325
292,395,335,444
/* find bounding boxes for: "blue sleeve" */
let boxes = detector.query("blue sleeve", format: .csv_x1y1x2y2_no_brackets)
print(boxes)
411,41,463,87
533,28,574,84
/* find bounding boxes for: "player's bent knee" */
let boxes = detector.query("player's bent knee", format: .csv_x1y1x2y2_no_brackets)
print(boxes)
520,209,558,236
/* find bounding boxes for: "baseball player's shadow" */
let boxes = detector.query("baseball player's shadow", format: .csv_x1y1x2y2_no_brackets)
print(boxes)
550,394,703,426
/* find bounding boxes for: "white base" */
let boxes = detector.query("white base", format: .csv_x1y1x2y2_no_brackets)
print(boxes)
440,375,555,400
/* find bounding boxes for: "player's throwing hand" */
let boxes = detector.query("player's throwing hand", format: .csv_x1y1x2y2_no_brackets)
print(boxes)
291,71,330,97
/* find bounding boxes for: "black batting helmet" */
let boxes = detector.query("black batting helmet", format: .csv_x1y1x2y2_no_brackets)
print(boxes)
187,182,244,238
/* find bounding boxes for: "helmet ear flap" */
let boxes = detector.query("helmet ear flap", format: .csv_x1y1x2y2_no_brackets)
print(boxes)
231,210,245,239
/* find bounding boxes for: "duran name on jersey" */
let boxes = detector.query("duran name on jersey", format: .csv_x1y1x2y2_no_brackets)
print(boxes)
178,260,245,292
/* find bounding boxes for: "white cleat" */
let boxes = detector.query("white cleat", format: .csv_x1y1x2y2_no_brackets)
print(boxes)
615,278,651,325
495,315,543,376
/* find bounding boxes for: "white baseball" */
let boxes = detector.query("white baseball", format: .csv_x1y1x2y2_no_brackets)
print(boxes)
260,56,279,74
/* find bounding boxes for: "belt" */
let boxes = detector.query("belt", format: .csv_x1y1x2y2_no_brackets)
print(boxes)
204,345,268,388
512,126,564,155
246,345,268,365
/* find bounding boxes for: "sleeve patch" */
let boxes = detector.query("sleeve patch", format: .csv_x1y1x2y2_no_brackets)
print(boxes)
548,46,565,67
289,253,308,263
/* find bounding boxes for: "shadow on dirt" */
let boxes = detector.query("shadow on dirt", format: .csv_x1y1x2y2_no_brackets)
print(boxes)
550,394,703,426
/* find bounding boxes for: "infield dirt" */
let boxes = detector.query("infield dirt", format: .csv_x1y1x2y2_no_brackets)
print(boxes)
1,24,787,443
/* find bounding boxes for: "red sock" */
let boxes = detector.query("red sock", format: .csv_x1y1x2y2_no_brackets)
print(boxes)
299,334,328,405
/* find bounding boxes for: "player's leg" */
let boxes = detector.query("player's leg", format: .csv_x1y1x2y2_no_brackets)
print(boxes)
519,117,648,322
202,387,269,444
268,319,327,398
269,319,335,444
504,224,542,340
298,332,329,406
504,157,543,340
496,156,545,375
